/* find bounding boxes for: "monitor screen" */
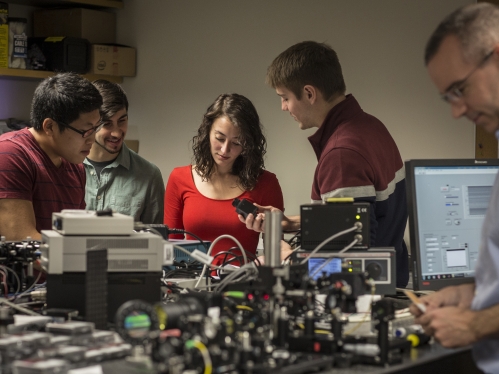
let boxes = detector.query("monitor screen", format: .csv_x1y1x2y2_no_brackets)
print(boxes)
406,159,499,291
308,257,343,280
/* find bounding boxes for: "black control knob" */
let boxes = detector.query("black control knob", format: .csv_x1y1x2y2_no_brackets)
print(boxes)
365,262,382,280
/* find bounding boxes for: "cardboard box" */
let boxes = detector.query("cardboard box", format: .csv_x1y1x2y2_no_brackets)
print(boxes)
90,44,136,77
0,2,8,68
34,8,116,45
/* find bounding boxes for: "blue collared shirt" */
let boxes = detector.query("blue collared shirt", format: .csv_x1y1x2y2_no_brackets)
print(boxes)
471,169,499,373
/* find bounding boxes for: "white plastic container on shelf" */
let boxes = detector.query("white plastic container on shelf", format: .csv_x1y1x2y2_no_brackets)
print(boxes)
8,17,27,69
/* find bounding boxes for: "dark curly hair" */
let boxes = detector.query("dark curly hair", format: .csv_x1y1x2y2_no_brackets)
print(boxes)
192,93,267,191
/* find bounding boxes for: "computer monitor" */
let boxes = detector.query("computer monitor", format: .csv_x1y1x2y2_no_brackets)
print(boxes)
406,159,499,291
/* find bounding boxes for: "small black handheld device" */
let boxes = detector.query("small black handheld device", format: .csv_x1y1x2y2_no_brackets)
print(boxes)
232,198,258,219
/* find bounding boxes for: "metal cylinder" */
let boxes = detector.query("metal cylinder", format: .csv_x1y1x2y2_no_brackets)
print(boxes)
263,210,282,267
27,261,33,277
277,307,288,348
242,331,251,351
304,310,314,337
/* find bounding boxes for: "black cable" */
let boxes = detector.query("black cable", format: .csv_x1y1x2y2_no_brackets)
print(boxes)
173,260,203,270
285,230,301,245
283,251,294,264
164,268,200,278
172,229,209,253
253,256,262,267
227,246,259,261
212,252,246,279
216,256,246,279
214,247,261,267
218,254,246,267
213,251,243,264
133,223,209,253
235,247,261,266
133,224,165,239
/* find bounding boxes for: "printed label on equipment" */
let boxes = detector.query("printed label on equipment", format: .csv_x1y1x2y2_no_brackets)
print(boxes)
68,365,104,374
163,243,174,265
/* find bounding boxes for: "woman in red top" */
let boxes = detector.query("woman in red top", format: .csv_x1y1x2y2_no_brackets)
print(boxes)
164,93,284,266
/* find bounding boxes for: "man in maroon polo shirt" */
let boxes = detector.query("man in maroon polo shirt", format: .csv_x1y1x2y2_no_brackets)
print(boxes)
0,73,103,240
242,41,409,287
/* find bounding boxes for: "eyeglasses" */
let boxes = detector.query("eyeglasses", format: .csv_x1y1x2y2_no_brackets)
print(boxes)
57,121,104,138
441,50,495,103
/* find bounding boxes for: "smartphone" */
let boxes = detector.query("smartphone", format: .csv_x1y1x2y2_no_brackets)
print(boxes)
232,198,258,219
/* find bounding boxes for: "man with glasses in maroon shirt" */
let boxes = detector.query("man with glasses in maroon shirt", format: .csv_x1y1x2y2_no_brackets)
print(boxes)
0,73,102,240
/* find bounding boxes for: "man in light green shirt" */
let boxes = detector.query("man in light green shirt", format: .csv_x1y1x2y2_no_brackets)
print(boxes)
84,80,164,224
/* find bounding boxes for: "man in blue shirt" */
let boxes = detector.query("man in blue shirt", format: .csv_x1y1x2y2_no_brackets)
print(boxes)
84,80,164,224
411,3,499,373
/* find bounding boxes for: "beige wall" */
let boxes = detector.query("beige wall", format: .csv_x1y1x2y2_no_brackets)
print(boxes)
116,0,473,216
0,0,474,217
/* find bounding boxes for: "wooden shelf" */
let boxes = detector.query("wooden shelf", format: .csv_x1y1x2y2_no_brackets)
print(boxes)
6,0,123,9
0,67,123,83
64,0,123,8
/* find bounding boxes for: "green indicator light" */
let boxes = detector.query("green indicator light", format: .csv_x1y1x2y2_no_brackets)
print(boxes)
356,215,360,219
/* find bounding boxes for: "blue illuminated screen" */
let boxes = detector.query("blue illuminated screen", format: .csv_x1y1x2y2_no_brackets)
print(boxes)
308,257,342,280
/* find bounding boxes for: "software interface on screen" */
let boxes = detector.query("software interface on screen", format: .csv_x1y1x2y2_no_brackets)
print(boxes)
308,257,342,280
414,165,499,282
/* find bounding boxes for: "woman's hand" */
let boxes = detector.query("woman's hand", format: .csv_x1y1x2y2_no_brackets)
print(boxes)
238,203,281,233
239,204,300,233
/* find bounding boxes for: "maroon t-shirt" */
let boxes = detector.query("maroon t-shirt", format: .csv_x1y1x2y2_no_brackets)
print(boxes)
307,94,409,287
0,128,86,232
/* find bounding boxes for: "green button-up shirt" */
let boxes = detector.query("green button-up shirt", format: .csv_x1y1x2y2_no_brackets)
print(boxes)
84,144,165,224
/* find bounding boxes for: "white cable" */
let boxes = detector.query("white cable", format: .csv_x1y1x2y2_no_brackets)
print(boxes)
192,267,256,291
0,265,21,295
0,297,39,316
299,224,360,265
194,234,247,289
14,271,43,300
210,234,247,265
338,236,360,254
282,246,301,265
